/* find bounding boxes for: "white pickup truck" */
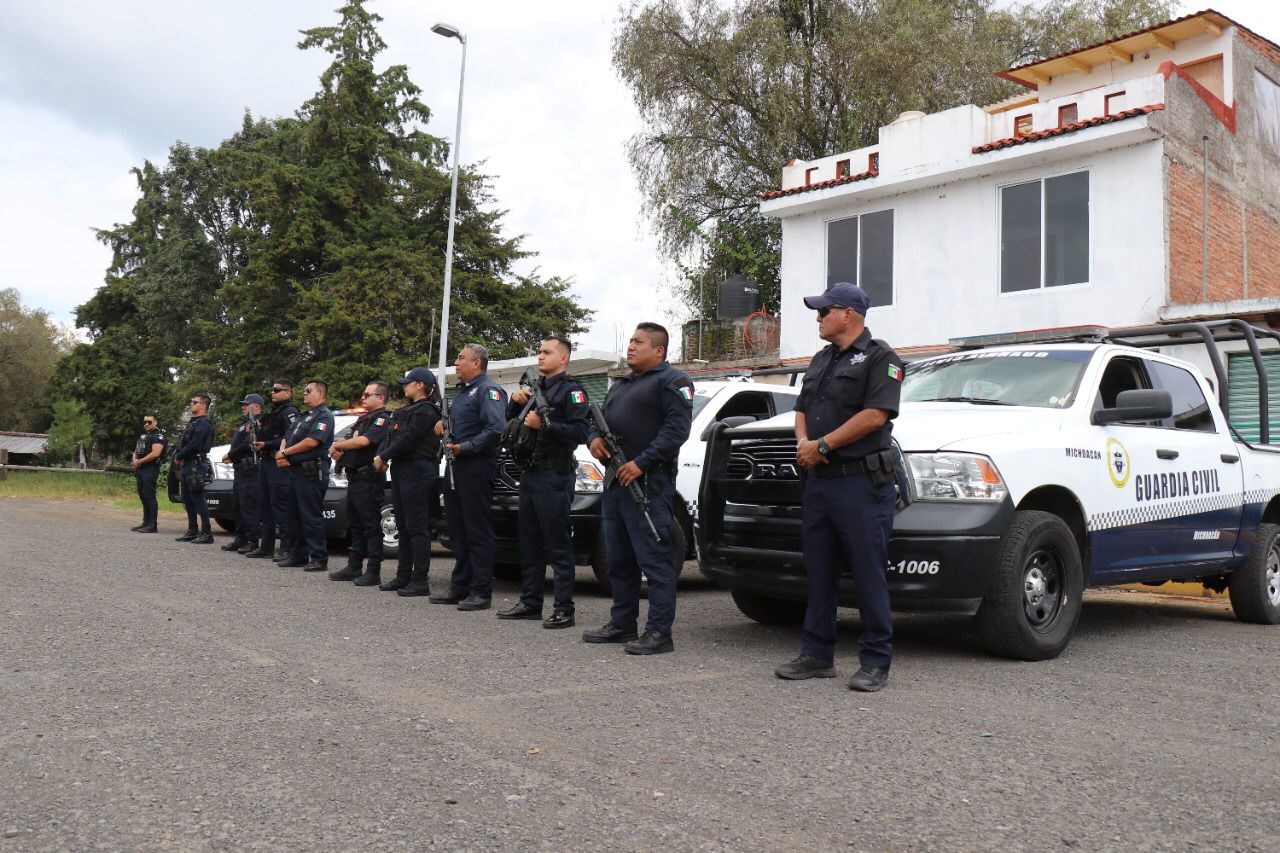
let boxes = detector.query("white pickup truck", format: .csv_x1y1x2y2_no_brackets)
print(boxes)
698,321,1280,660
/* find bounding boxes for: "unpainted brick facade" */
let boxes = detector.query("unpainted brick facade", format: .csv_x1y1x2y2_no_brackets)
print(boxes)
1164,33,1280,309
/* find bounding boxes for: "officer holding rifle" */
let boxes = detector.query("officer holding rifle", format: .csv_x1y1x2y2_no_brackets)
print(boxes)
584,322,693,655
497,336,590,629
221,393,264,553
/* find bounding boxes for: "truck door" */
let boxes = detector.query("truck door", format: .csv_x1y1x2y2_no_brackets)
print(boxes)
1089,354,1186,580
1145,359,1245,563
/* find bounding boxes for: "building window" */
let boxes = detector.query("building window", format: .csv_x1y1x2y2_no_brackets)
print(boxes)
1058,103,1078,127
1000,171,1090,293
826,209,894,307
1105,91,1126,116
836,159,851,179
1254,71,1280,153
868,152,879,172
805,166,819,186
1014,114,1033,137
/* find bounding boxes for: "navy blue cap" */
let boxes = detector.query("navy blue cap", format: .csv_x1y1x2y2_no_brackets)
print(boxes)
802,282,870,315
239,393,264,405
399,366,438,386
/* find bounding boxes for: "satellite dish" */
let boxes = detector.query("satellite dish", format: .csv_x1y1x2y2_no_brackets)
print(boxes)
717,274,760,319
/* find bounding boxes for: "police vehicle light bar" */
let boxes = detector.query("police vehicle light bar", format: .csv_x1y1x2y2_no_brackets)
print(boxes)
949,325,1110,349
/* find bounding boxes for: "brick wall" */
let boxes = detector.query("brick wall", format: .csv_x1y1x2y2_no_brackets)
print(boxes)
1168,159,1245,304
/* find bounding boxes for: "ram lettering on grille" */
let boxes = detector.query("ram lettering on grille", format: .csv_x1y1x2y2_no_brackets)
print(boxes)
727,439,800,480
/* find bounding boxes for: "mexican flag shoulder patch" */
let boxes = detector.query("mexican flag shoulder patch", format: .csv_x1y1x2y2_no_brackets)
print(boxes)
317,422,328,431
487,388,501,401
677,385,693,401
375,417,386,426
887,364,903,382
569,390,586,405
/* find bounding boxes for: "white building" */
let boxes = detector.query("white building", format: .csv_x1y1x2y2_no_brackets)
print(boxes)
762,9,1280,375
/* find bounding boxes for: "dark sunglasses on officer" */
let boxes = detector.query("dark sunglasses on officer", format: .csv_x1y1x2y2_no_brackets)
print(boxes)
817,304,849,318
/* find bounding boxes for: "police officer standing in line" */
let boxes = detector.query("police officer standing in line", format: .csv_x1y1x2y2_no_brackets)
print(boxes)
497,337,590,629
221,394,264,553
774,282,903,693
244,381,299,561
276,380,335,572
173,393,216,544
371,368,442,595
584,322,693,655
431,344,507,611
328,381,393,585
129,414,166,533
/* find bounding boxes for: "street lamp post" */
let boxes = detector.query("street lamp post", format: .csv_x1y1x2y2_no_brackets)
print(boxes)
432,21,466,395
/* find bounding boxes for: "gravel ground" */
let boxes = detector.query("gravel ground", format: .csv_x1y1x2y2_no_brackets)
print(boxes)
1,497,1277,852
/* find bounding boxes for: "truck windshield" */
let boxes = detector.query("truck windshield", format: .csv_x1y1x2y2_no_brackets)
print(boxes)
903,349,1091,409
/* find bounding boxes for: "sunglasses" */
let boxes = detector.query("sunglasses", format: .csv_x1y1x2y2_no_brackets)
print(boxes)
189,399,202,405
361,391,384,398
143,420,155,425
271,387,289,393
817,304,848,318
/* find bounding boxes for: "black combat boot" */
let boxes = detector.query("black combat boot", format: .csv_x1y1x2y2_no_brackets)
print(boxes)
137,524,158,533
220,537,245,552
192,524,214,545
353,564,381,587
175,528,198,542
328,563,363,582
236,539,257,554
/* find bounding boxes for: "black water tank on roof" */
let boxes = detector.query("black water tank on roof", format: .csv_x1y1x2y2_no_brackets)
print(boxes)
717,274,760,319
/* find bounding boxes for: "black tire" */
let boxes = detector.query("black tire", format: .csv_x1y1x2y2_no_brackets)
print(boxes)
589,518,688,593
730,588,806,625
974,510,1083,661
379,503,399,559
1229,523,1280,625
215,518,236,533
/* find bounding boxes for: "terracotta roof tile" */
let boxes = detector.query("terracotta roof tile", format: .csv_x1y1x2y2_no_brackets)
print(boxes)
971,104,1163,154
760,166,878,201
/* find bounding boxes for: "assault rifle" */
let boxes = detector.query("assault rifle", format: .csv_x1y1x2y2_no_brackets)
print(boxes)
440,384,456,490
589,403,661,542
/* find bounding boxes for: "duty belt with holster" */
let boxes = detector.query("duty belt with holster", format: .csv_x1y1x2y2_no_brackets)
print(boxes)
294,458,330,479
525,456,576,475
813,448,897,486
233,457,259,473
344,464,381,482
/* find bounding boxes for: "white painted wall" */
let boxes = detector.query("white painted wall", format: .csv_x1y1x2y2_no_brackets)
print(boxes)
777,140,1168,359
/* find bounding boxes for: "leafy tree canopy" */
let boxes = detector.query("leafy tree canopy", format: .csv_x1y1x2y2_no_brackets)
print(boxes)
57,0,590,451
613,0,1178,319
0,288,74,433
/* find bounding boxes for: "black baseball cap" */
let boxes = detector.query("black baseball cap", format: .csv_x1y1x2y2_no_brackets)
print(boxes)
802,282,871,315
399,367,437,387
239,393,264,405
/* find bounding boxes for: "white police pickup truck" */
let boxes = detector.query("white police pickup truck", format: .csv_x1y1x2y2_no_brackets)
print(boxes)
698,321,1280,660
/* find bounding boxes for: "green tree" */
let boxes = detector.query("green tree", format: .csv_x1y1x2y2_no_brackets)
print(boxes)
0,288,73,432
613,0,1178,318
46,399,93,465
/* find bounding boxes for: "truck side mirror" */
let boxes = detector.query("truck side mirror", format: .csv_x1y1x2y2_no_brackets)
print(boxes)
1092,389,1173,425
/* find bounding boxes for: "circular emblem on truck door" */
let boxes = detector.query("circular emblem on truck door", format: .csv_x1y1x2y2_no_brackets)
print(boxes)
1106,438,1130,488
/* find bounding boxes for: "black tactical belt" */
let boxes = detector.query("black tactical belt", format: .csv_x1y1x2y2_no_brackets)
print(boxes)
344,465,380,481
525,457,576,474
812,459,869,479
233,458,259,472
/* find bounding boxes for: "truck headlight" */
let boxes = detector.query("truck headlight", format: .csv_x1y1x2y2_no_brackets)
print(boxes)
212,461,234,481
905,453,1007,501
575,460,605,494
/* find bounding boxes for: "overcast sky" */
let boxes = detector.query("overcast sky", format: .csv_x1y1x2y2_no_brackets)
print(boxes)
2,0,1278,356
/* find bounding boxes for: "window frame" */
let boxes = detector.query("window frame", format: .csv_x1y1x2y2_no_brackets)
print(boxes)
823,207,896,308
1057,103,1079,128
997,168,1093,296
1104,90,1126,116
1148,359,1219,434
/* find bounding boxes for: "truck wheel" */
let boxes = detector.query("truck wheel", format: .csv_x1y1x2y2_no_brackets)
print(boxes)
975,510,1083,661
380,503,399,559
590,521,688,593
1229,523,1280,625
215,518,236,533
730,588,805,625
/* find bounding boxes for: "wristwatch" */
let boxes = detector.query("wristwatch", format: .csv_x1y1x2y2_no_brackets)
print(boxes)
817,437,831,457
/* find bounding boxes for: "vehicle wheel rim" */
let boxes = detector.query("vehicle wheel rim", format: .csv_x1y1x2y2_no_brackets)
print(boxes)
381,507,399,549
1022,548,1063,630
1266,544,1280,606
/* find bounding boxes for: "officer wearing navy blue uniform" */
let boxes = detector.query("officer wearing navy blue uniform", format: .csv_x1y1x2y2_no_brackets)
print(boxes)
173,393,216,544
328,382,394,586
276,379,335,572
222,393,264,553
775,282,903,693
496,337,590,629
432,344,507,611
130,415,166,533
584,322,693,655
373,368,442,596
245,381,300,561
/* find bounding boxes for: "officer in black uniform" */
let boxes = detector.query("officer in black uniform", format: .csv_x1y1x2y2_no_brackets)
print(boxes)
328,381,393,585
173,393,216,544
497,336,590,629
245,381,299,561
774,282,904,693
276,379,336,571
583,322,693,655
373,367,442,596
130,414,166,533
431,344,507,611
222,393,264,553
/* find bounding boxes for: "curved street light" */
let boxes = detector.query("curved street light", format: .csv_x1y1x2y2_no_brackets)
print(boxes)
432,21,466,397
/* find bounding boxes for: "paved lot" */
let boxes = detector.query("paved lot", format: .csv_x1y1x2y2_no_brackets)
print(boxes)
1,498,1277,851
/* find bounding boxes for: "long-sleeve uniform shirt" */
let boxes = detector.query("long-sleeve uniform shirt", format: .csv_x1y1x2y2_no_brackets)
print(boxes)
227,415,261,465
377,400,441,464
588,361,694,473
173,415,214,462
505,372,591,463
449,373,507,458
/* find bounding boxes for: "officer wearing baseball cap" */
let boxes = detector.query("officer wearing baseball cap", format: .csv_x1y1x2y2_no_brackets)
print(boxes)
774,282,904,693
372,367,443,596
222,393,265,553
